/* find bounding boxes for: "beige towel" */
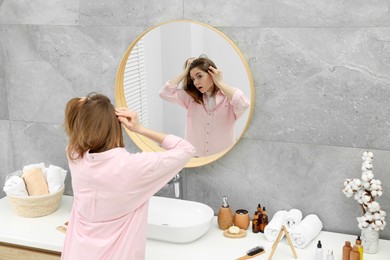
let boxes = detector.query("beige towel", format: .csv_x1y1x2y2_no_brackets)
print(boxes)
22,167,49,195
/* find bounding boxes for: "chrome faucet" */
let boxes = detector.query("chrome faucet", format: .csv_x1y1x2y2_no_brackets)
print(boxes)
164,173,182,199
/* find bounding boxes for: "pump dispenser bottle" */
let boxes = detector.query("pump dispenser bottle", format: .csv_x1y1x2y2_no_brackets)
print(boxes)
217,196,233,230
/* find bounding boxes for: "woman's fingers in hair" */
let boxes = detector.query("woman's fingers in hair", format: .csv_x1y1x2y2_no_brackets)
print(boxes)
115,108,131,117
115,108,138,122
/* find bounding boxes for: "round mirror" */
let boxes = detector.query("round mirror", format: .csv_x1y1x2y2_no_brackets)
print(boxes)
115,20,254,167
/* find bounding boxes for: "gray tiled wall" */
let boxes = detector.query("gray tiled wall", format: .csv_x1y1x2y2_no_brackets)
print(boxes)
1,0,389,240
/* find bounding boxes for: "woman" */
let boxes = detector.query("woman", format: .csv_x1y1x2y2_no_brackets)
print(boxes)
62,93,195,260
159,56,250,157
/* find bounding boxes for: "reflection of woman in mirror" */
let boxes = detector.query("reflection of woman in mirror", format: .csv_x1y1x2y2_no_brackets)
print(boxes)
159,56,250,157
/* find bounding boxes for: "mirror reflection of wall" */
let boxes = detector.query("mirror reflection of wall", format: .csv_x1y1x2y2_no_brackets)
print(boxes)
130,21,251,140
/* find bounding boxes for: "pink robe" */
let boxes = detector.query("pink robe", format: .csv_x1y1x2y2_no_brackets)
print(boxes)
159,81,250,156
61,135,195,260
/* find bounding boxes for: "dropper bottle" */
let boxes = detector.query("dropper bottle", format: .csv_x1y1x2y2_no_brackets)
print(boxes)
315,240,323,260
217,196,233,230
355,236,363,260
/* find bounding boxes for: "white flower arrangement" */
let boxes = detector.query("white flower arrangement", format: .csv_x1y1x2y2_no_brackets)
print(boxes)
342,151,386,231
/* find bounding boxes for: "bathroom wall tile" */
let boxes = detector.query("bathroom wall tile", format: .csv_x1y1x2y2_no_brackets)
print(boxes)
219,27,390,150
0,70,9,120
3,24,142,123
78,0,183,26
186,139,390,239
0,0,79,25
9,121,72,195
184,0,275,27
184,0,390,27
0,120,14,198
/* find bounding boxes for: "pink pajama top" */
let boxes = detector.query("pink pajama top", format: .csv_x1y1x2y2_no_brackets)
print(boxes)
61,135,195,260
159,81,250,156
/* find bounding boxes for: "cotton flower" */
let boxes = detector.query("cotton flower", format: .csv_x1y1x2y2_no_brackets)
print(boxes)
343,151,386,231
362,151,374,161
368,201,380,213
362,161,373,171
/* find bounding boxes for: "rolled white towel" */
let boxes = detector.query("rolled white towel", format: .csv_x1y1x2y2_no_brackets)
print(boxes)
46,165,67,194
264,210,287,242
284,209,302,231
290,214,323,249
3,176,28,196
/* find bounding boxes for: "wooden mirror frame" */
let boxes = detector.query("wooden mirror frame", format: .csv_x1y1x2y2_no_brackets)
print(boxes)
115,20,255,168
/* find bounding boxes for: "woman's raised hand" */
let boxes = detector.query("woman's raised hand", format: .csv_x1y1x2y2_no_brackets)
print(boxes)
115,108,142,133
207,66,223,86
184,58,195,73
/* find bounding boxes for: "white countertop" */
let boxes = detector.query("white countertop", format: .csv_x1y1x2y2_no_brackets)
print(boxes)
147,223,390,260
1,195,389,259
0,195,72,252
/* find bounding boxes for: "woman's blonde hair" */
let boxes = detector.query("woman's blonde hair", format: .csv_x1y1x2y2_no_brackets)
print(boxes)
64,93,124,160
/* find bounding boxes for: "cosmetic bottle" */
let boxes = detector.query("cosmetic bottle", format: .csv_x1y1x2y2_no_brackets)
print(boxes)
342,241,352,260
259,207,268,233
257,203,262,214
217,196,233,230
354,236,363,260
315,240,323,260
326,249,334,260
350,246,360,260
252,212,259,233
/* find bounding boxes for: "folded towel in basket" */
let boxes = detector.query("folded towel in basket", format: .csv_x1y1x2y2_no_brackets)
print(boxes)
290,214,323,249
284,209,303,231
264,210,287,242
47,165,67,194
3,176,29,196
22,167,49,196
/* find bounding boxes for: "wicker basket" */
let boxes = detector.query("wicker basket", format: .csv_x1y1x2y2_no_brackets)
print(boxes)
7,185,64,218
5,171,65,218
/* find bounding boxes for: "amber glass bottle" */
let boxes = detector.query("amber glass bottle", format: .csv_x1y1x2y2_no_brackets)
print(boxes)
257,203,262,214
252,212,259,233
259,207,268,233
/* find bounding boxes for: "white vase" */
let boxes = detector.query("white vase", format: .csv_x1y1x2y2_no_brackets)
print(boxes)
361,227,379,254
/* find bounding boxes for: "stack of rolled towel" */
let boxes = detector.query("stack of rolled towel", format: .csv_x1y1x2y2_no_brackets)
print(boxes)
264,208,323,249
3,163,67,196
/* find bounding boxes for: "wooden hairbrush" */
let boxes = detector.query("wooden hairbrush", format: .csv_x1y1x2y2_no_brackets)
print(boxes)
236,246,265,259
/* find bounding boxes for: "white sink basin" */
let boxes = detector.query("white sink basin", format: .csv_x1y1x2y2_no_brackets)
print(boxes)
147,196,214,243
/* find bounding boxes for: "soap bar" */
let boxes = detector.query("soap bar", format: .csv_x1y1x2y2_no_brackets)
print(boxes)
228,225,240,234
22,167,49,196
